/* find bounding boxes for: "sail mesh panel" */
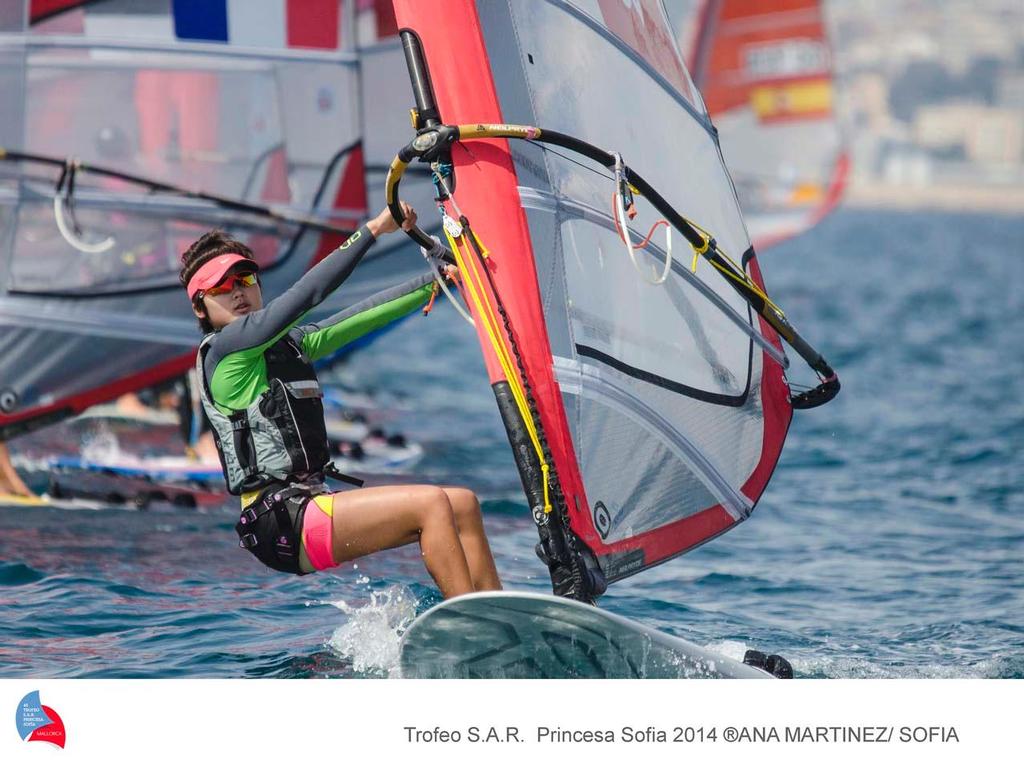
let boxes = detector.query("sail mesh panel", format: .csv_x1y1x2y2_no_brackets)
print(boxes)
573,392,718,540
558,340,766,541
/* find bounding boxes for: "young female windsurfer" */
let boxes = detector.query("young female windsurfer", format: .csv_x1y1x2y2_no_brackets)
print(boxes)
180,204,501,598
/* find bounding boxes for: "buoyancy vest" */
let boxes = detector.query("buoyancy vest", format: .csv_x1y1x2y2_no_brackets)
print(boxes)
196,331,332,495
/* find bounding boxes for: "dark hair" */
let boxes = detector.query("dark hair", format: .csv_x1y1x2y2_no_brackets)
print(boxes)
180,230,256,333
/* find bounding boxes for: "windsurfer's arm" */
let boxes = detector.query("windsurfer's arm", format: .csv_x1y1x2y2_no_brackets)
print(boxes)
208,203,416,362
296,274,435,362
221,224,377,352
202,206,418,411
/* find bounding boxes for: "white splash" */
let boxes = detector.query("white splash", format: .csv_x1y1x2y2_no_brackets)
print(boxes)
325,585,419,677
80,426,121,463
705,639,752,663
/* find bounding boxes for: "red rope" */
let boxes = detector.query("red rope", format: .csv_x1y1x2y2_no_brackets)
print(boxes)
611,193,670,250
422,282,439,315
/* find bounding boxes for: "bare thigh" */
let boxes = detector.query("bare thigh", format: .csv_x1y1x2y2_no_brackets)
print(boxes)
324,484,455,565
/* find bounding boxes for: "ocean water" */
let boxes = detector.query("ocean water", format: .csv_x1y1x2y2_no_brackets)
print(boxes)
1,208,1021,679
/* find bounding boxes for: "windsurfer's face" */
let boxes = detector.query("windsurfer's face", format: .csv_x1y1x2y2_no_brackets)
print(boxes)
194,266,262,329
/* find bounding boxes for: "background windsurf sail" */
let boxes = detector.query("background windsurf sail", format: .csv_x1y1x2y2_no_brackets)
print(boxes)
670,0,848,249
391,0,837,601
0,0,432,439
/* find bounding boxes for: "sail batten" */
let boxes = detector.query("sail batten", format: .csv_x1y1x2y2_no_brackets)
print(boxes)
552,356,755,522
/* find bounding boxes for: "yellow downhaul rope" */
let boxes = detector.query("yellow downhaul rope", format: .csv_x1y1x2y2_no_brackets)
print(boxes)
386,152,552,508
442,219,554,514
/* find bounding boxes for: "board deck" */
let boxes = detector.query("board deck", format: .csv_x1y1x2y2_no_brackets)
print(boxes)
399,591,773,679
0,492,108,510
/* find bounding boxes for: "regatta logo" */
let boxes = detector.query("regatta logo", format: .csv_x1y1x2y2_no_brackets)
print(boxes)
15,691,66,749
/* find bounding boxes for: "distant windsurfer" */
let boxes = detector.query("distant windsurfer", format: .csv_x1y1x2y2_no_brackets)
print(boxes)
180,205,501,598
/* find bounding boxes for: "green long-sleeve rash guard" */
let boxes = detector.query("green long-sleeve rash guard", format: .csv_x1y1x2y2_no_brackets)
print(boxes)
201,225,434,415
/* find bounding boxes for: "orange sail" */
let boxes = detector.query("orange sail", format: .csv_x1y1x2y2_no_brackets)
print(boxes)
675,0,848,249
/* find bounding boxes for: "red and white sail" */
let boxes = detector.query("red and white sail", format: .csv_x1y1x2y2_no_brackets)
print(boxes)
395,0,792,587
0,1,423,438
675,0,848,249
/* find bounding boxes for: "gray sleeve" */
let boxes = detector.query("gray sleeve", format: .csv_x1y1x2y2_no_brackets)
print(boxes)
202,224,376,372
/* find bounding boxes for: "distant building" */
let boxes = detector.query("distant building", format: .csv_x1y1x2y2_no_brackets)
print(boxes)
879,143,933,186
913,104,1024,164
914,104,978,150
848,72,891,131
997,72,1024,110
965,109,1024,164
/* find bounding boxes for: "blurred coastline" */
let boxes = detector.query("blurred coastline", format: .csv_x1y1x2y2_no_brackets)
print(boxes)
843,180,1024,213
828,0,1024,212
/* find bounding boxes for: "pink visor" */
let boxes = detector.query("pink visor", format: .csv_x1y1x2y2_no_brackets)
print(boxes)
186,253,258,300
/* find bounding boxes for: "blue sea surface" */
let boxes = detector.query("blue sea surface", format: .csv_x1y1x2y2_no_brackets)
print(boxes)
1,209,1021,678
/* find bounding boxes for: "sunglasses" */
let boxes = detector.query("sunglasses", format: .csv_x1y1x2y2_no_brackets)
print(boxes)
202,272,258,298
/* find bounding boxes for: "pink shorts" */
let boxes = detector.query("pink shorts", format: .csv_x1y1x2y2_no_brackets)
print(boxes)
301,494,337,572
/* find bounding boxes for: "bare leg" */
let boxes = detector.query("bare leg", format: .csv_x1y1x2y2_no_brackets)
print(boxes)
323,485,474,599
442,487,502,591
0,443,32,498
